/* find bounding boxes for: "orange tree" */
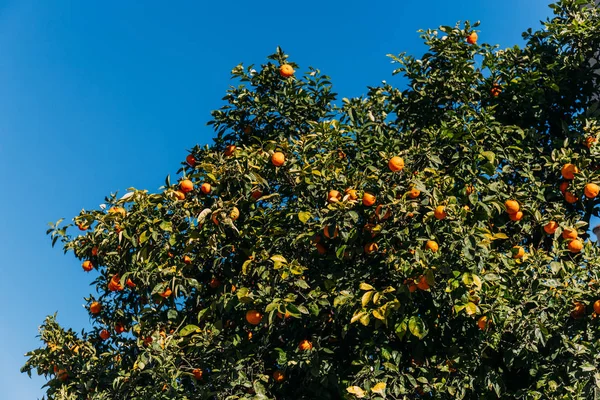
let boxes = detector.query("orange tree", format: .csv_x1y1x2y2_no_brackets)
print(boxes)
22,1,600,398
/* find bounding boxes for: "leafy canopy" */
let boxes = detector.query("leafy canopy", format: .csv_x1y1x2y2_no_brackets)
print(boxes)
23,1,600,399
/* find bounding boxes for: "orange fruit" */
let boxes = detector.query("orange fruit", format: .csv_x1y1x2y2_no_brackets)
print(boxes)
115,323,125,334
571,302,586,318
425,240,439,252
466,32,478,44
477,316,489,330
160,287,172,298
509,211,523,221
186,154,196,167
180,179,194,193
82,260,93,272
298,339,313,351
544,221,558,235
388,156,405,172
434,205,446,220
327,190,342,203
416,275,430,290
564,191,578,204
53,366,68,381
504,200,520,214
279,64,294,77
200,183,211,195
108,206,127,218
584,183,600,199
224,145,236,157
568,239,583,253
406,279,418,293
90,301,101,314
246,310,263,325
99,329,110,340
559,181,569,194
323,225,339,239
466,185,475,195
408,187,420,199
183,255,192,264
126,278,136,288
273,371,285,383
585,136,597,148
316,243,327,255
345,188,358,200
364,242,379,254
91,246,98,256
362,192,376,207
375,205,391,220
192,369,203,380
271,152,285,166
78,223,88,231
512,246,525,259
561,163,578,180
108,275,123,292
562,228,578,240
251,190,262,200
490,84,501,97
593,300,600,315
209,277,221,288
174,190,186,200
230,207,240,221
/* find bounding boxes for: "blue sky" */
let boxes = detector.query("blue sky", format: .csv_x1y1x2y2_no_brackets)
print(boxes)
0,0,557,397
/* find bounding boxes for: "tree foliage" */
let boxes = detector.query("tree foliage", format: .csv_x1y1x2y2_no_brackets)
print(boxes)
23,1,600,398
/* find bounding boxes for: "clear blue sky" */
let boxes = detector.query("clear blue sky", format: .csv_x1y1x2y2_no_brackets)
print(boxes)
0,1,557,397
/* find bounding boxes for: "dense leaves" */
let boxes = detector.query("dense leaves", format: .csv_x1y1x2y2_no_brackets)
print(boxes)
23,1,600,399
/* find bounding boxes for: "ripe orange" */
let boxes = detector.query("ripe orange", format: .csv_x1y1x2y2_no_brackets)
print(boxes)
209,277,221,288
559,181,569,194
90,301,102,314
512,246,525,259
186,154,196,167
364,242,379,254
82,260,93,272
568,239,583,253
271,152,285,166
108,275,123,292
477,316,489,330
180,179,194,193
362,192,376,207
375,205,391,220
490,84,501,97
562,228,578,240
224,145,236,157
388,156,405,172
99,329,110,340
160,287,172,298
504,200,520,214
251,190,262,200
108,206,127,218
416,275,430,290
53,366,68,382
126,278,136,288
561,163,578,180
585,136,597,148
571,302,586,319
115,323,125,334
230,207,240,221
316,243,327,255
298,339,313,351
200,183,211,195
564,191,578,204
91,246,98,256
465,185,475,195
406,279,418,293
408,187,420,199
544,221,558,235
434,205,446,220
593,300,600,315
78,223,88,231
425,240,439,252
509,211,523,221
183,255,192,264
192,369,203,380
584,183,600,199
328,190,342,203
273,371,285,383
466,32,478,44
174,190,186,200
345,188,358,200
323,225,339,239
246,310,263,325
279,64,295,77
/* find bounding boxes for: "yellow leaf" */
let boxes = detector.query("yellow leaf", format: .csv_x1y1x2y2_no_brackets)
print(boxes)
372,308,385,321
359,282,374,291
362,291,374,307
372,382,386,394
465,302,478,316
351,311,367,324
359,313,371,326
346,386,366,398
472,274,482,290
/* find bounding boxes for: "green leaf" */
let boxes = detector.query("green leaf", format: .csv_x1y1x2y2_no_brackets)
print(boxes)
180,324,200,337
408,316,426,339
